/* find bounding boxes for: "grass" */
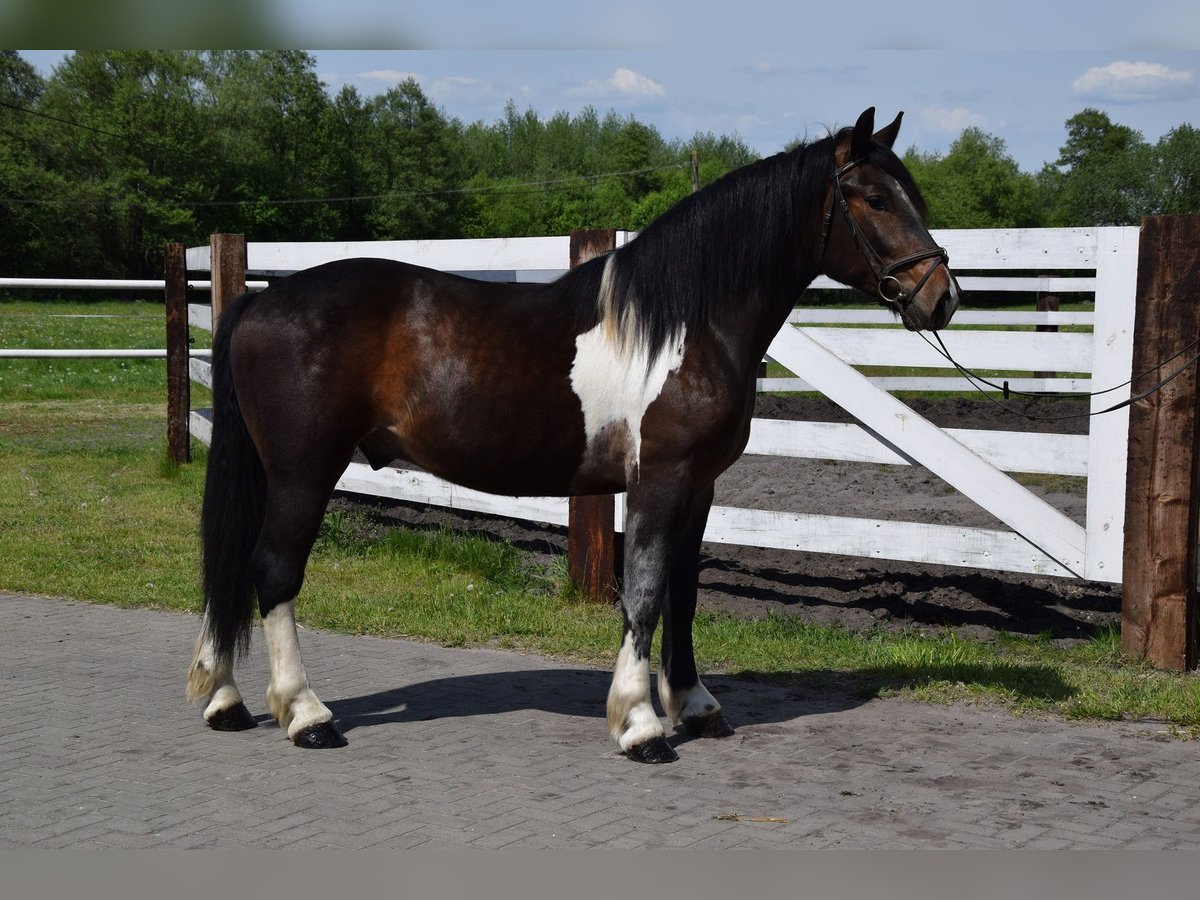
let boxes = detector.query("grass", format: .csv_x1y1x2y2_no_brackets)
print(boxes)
3,299,1200,734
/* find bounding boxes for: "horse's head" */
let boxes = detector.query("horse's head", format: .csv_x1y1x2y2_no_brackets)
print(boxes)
817,107,961,331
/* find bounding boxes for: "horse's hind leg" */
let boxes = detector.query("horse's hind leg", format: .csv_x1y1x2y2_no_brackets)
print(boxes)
658,484,734,739
253,478,349,749
187,620,256,731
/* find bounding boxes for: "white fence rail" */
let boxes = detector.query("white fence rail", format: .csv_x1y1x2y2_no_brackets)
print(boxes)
0,276,265,358
0,277,269,291
0,348,211,359
184,227,1137,583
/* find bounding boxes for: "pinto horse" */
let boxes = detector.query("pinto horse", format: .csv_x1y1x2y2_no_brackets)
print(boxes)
187,107,960,763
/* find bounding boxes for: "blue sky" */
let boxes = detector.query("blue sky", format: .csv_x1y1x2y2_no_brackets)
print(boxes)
17,2,1200,173
305,50,1199,172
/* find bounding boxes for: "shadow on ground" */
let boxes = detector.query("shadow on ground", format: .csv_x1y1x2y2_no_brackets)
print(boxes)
328,662,1074,746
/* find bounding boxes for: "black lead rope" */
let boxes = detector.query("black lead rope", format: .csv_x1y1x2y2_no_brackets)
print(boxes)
920,331,1200,422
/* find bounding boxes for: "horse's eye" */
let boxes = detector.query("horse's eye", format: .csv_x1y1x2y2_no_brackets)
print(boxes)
867,196,888,211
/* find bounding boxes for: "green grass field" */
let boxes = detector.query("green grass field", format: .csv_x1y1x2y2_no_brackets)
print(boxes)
3,299,1199,733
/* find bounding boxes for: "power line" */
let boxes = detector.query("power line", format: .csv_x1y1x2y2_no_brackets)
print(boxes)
0,99,211,165
2,98,688,209
1,164,688,209
185,165,688,207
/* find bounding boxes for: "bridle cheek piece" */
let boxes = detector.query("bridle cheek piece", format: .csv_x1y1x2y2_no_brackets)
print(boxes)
817,158,949,312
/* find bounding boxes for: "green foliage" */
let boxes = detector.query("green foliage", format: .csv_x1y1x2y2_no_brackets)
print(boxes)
904,129,1043,228
3,51,1199,282
362,79,464,239
1047,108,1155,226
1152,124,1200,215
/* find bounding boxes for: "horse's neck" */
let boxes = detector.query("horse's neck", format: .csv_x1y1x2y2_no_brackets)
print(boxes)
713,239,819,378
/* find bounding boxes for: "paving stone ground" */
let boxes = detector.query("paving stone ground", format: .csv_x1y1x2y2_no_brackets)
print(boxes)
3,592,1199,849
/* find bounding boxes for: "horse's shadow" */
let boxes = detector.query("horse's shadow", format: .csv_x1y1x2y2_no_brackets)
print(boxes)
327,661,1073,746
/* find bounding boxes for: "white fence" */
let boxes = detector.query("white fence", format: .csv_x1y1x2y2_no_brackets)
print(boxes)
0,277,267,358
185,227,1138,584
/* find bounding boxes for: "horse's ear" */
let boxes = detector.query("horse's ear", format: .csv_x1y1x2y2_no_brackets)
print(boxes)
873,111,904,149
851,107,875,160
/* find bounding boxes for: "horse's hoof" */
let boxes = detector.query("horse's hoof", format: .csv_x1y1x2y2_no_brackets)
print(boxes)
206,702,258,732
683,710,734,739
292,721,348,749
625,736,679,764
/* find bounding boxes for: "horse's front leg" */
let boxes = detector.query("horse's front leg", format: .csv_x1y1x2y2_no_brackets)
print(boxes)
606,476,691,763
658,483,734,739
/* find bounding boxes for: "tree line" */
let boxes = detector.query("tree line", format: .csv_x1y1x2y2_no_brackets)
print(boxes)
2,50,1197,279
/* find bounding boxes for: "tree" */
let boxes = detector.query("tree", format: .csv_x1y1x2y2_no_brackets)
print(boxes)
0,51,54,275
362,79,463,240
1152,124,1200,215
1048,108,1153,226
24,50,209,276
317,85,374,240
201,51,334,241
903,129,1042,228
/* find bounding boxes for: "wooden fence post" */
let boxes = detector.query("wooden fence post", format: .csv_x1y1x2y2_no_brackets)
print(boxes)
568,229,618,603
164,243,190,464
1034,294,1059,380
209,233,246,335
1122,214,1200,670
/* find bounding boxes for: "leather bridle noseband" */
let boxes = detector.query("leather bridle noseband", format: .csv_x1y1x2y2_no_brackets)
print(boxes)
817,157,950,310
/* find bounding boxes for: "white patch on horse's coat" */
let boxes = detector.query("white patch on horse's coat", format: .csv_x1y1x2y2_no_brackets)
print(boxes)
606,631,663,751
571,256,686,477
262,600,335,740
657,672,721,727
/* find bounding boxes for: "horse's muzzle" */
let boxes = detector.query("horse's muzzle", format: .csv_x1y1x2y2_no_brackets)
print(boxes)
901,268,960,332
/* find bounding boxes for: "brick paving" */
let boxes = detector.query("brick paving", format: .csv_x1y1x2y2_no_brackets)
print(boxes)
3,591,1199,849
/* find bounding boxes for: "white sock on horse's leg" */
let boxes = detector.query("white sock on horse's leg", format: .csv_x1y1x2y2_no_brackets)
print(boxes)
187,618,256,731
262,600,346,748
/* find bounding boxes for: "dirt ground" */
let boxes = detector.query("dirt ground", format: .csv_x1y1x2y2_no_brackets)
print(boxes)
335,394,1119,646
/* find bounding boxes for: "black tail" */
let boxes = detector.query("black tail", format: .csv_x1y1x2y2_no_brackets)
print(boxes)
200,292,265,662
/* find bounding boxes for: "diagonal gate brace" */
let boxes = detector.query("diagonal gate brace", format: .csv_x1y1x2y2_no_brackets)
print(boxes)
767,325,1087,576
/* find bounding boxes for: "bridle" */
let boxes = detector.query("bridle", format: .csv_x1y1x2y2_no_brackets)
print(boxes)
817,157,950,310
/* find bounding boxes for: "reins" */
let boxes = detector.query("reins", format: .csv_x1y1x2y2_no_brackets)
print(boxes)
817,158,950,311
808,152,1192,422
918,330,1200,422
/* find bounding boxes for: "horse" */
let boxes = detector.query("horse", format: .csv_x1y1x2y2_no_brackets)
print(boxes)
187,107,960,763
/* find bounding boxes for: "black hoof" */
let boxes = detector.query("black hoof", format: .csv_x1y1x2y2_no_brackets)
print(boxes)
683,711,735,739
292,721,348,749
626,736,679,764
206,702,258,732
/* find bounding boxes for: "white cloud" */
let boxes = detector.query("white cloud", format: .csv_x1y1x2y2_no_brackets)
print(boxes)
1073,61,1195,103
428,76,493,100
743,61,793,80
920,106,987,133
358,69,420,85
568,67,665,99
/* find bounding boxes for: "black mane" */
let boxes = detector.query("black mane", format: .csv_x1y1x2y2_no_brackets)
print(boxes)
564,127,928,356
595,133,834,354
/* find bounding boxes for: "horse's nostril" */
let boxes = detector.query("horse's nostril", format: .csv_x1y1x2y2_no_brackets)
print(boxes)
934,290,959,330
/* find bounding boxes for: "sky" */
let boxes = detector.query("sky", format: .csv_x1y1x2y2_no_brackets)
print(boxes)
14,1,1200,174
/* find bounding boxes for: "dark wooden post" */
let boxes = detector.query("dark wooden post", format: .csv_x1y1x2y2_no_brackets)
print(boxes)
1034,294,1059,380
164,242,190,464
209,233,246,335
1122,214,1200,670
568,229,618,603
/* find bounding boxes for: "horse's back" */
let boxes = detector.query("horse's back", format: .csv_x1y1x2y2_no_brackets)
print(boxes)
228,257,594,495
